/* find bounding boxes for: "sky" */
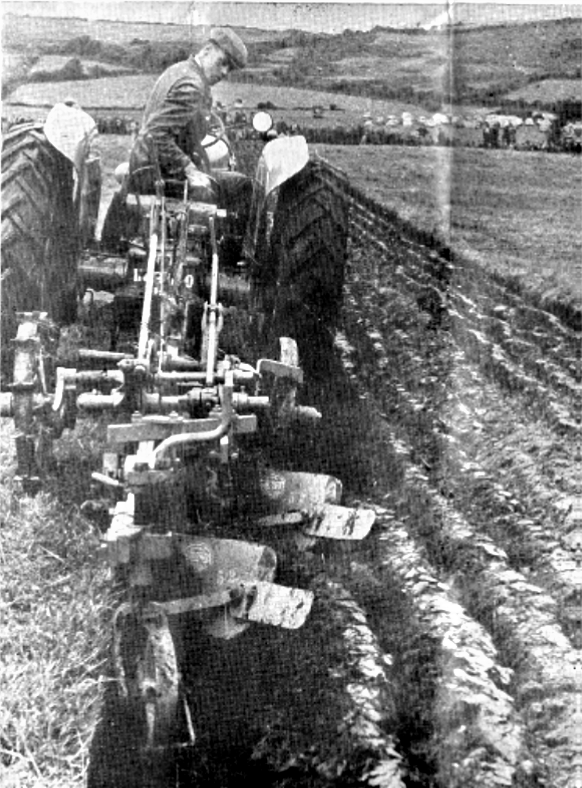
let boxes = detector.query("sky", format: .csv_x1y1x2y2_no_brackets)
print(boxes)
3,0,582,32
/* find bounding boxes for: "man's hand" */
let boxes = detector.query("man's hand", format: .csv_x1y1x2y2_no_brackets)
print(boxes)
184,162,216,199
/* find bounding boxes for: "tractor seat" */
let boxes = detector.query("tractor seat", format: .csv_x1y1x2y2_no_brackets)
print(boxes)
118,160,252,215
123,162,197,201
101,165,252,254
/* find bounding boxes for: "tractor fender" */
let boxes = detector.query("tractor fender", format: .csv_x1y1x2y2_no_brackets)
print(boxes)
255,135,309,196
44,102,98,172
44,102,102,245
243,136,310,262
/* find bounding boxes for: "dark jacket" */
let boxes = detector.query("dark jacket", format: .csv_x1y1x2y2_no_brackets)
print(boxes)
129,56,212,191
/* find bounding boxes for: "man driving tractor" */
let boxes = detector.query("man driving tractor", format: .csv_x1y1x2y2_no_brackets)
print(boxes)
128,27,248,195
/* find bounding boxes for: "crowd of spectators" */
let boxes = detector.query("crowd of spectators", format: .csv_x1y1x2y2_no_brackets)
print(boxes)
95,116,138,135
356,110,579,152
3,103,581,154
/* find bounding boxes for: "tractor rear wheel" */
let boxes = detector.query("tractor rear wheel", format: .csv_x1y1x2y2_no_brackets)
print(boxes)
1,122,81,382
269,159,349,368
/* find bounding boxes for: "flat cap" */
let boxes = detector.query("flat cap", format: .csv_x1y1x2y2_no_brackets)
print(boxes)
210,27,248,69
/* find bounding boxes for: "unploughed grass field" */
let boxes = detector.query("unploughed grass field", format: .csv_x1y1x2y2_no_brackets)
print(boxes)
312,142,582,308
28,55,134,77
5,73,423,126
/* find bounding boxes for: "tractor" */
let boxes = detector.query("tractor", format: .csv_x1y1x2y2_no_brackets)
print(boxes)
1,102,374,781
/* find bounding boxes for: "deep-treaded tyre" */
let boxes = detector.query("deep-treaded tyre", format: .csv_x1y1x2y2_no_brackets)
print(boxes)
1,122,81,380
269,159,349,365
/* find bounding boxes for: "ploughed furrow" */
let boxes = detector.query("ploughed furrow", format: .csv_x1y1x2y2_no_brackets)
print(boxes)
445,365,580,634
334,170,579,400
331,334,579,788
89,566,407,788
460,273,580,351
436,359,580,635
352,513,532,788
318,167,581,787
321,581,406,788
340,310,579,580
338,292,579,642
347,233,576,411
232,579,407,788
447,313,577,434
447,289,578,396
345,229,577,434
338,296,579,604
444,288,579,429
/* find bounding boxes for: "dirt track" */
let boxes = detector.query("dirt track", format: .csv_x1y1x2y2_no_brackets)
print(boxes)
82,154,581,787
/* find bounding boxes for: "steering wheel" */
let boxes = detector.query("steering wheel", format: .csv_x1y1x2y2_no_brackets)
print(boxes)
203,110,227,150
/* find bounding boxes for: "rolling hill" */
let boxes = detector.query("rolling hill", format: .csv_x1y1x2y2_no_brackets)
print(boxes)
2,13,581,114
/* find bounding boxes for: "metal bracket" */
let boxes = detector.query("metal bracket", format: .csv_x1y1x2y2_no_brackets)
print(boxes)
257,358,304,384
107,413,257,446
256,470,375,540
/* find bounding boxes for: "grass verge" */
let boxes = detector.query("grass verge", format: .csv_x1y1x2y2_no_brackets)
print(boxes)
0,420,111,788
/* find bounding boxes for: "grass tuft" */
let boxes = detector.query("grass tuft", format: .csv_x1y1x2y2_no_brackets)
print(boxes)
0,420,111,788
